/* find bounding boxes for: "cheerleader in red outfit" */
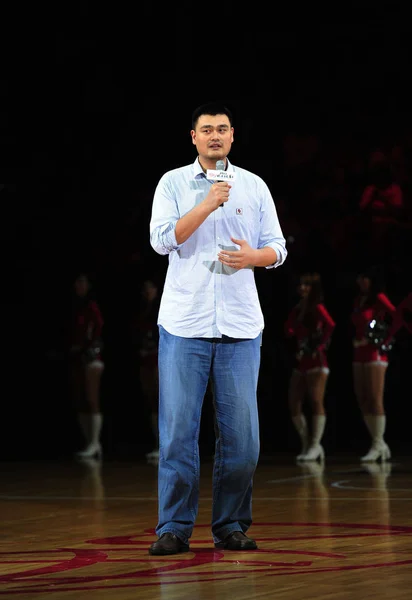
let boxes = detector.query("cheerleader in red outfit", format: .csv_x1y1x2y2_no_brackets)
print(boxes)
69,273,105,461
285,273,335,462
351,268,396,462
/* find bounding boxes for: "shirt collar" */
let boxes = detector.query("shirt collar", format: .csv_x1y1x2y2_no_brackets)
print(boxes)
193,157,234,179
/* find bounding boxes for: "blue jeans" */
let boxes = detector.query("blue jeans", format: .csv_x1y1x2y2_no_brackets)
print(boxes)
155,325,261,545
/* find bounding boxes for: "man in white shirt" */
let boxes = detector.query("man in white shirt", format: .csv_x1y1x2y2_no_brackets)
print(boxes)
148,102,287,555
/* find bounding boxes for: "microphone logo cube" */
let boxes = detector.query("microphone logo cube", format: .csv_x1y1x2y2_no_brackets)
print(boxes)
206,169,235,182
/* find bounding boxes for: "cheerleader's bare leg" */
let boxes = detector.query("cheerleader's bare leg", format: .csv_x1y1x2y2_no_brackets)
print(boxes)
353,361,369,438
288,368,309,460
76,360,105,461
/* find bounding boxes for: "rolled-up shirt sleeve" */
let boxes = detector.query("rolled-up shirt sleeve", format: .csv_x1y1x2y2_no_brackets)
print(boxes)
258,180,288,269
150,174,182,255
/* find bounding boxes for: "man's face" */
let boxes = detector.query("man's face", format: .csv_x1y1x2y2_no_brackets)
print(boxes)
191,114,234,168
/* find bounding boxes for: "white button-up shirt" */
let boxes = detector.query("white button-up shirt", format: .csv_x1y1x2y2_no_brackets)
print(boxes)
150,158,287,339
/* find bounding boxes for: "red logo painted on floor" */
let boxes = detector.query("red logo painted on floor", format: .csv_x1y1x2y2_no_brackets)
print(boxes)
1,522,412,593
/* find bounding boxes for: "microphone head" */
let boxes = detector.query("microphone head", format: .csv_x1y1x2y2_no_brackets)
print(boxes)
216,160,225,171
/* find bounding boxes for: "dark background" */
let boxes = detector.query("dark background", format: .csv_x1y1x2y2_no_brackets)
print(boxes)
2,5,412,460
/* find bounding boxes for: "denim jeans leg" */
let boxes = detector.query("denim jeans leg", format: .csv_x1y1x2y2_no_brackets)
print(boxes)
211,334,261,543
155,326,211,544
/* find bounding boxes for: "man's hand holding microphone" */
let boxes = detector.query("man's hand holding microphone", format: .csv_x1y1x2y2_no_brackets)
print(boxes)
174,160,233,245
207,181,231,210
206,159,234,210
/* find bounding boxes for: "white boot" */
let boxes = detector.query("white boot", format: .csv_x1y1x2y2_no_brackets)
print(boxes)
76,413,103,461
77,413,90,442
301,415,326,462
361,415,390,462
292,414,309,460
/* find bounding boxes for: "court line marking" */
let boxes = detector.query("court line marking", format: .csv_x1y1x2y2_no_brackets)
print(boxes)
1,464,410,501
331,479,412,492
266,465,403,484
1,495,412,501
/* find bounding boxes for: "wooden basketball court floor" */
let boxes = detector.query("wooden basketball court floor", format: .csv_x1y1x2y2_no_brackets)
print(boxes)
2,455,412,599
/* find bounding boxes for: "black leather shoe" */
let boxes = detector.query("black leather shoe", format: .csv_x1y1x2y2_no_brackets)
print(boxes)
214,531,258,550
148,533,190,556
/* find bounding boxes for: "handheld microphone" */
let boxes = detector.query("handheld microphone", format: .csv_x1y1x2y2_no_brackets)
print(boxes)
216,160,225,207
206,160,235,207
216,159,225,174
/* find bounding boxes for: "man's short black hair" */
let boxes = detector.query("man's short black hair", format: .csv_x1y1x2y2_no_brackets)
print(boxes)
191,102,233,130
